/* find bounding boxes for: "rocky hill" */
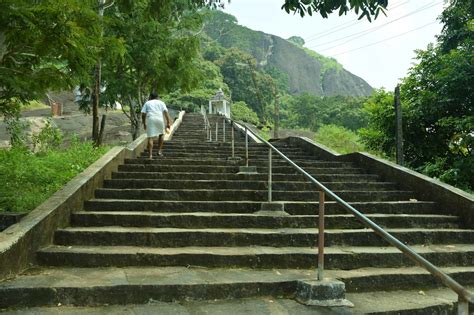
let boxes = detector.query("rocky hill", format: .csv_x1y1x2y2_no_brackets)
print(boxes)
203,11,373,97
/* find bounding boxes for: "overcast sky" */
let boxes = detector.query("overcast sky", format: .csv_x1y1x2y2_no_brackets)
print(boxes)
222,0,445,90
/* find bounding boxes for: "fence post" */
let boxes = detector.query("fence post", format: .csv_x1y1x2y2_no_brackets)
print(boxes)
395,85,404,165
268,148,272,202
223,118,226,143
458,295,468,315
245,126,249,167
215,122,218,142
232,122,235,158
318,191,325,281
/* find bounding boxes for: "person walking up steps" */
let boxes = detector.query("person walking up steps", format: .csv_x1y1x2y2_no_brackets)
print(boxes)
141,92,171,159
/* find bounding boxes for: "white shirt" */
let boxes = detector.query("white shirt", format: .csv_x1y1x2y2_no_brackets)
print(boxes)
140,99,168,118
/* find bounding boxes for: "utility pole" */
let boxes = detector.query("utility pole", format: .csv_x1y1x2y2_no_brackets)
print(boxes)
394,85,404,165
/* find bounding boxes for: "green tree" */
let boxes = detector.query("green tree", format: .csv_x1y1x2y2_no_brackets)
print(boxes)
358,89,395,156
0,0,100,116
216,48,273,118
202,0,389,20
287,36,305,47
165,59,230,113
99,0,208,140
315,124,364,154
231,101,260,126
361,0,473,190
283,93,368,131
281,0,388,20
400,0,473,190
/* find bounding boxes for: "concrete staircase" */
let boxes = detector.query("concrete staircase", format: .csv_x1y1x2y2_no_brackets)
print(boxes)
1,113,473,313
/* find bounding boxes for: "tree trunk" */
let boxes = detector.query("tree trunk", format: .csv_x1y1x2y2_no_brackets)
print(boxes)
92,60,101,145
131,102,139,141
92,0,106,146
97,114,107,146
129,95,140,141
274,90,280,139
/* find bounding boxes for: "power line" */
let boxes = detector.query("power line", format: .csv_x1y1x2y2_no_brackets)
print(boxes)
304,0,410,43
330,21,437,56
309,0,442,52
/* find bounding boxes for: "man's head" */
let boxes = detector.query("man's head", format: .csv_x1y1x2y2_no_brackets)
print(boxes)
149,92,159,100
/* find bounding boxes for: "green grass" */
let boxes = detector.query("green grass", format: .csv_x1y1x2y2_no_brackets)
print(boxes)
0,139,110,213
21,100,50,111
314,125,364,154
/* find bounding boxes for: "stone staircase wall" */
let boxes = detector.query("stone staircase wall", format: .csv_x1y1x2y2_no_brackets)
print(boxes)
0,112,185,280
284,136,474,227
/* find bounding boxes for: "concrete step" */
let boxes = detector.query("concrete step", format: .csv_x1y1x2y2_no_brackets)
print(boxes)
172,132,243,136
0,297,349,314
163,143,274,148
4,289,474,315
140,152,320,160
38,244,474,269
127,158,351,168
141,152,311,160
111,171,381,182
170,137,246,142
83,199,437,215
1,266,473,308
71,212,459,229
53,227,474,247
103,179,397,191
117,164,367,175
347,285,474,314
94,188,415,202
145,148,304,155
145,146,305,153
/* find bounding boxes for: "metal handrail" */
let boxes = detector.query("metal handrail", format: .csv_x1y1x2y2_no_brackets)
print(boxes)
202,110,211,141
220,115,473,313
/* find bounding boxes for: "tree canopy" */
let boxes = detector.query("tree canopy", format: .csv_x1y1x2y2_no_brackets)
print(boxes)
0,0,100,116
360,0,473,191
281,0,388,20
202,0,389,20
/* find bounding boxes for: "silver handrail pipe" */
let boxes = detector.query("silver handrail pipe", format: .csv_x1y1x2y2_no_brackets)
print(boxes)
222,115,473,314
202,110,211,141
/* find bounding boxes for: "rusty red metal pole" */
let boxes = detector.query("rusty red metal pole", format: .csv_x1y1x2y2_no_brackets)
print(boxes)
318,191,325,281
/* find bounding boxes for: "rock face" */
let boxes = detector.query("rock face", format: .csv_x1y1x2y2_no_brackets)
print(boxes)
204,11,373,97
268,36,325,95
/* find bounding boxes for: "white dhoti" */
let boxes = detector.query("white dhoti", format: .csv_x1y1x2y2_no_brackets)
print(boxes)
146,115,165,138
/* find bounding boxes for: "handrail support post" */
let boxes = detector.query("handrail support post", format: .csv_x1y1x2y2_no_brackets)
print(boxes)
458,295,469,315
318,191,325,281
268,148,272,203
223,118,226,143
245,126,249,167
232,122,235,158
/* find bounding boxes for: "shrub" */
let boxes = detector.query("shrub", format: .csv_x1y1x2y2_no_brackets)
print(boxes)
32,119,63,153
314,125,364,154
0,137,110,213
231,101,260,126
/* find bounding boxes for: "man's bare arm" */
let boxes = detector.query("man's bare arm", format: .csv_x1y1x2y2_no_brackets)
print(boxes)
142,113,147,130
164,111,171,127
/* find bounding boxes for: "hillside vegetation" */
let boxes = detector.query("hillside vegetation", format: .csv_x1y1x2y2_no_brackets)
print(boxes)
203,11,373,97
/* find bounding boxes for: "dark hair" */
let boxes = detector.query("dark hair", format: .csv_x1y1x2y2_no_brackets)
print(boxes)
149,92,159,100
